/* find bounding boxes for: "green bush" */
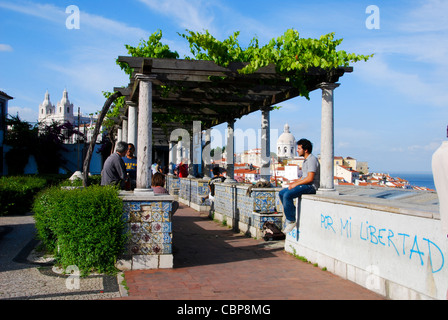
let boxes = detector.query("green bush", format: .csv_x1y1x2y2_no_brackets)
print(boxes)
59,174,102,187
33,185,128,275
33,186,67,252
0,176,48,216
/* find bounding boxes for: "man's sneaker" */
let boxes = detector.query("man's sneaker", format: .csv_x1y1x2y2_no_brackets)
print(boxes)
282,221,297,234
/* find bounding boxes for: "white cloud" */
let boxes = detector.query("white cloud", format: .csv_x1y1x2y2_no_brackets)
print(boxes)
0,1,148,38
0,44,13,52
138,0,215,32
0,1,150,115
407,141,443,153
399,0,448,33
7,106,38,123
0,1,64,23
355,55,448,108
345,0,448,111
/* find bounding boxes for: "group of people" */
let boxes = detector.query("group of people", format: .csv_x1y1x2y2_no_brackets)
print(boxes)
100,141,169,193
100,141,139,191
101,138,320,235
100,141,178,214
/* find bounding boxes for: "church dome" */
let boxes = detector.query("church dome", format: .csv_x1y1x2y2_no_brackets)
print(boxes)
278,123,295,144
277,123,296,158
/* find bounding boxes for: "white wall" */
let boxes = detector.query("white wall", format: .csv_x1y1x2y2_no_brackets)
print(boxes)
285,195,447,300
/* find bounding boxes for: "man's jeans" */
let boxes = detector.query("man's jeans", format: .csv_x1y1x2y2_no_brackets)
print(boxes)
278,184,316,223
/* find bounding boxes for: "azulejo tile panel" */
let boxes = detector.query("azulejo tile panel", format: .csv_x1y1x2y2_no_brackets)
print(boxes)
123,199,173,256
252,191,276,213
176,178,211,206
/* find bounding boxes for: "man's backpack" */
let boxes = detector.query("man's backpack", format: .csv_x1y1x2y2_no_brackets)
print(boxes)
262,221,286,241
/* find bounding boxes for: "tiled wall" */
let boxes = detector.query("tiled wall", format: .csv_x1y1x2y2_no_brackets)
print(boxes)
212,182,284,237
172,177,211,209
171,177,286,238
167,175,180,196
120,196,174,270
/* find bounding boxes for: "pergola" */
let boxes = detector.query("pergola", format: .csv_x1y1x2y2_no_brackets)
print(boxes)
111,56,352,193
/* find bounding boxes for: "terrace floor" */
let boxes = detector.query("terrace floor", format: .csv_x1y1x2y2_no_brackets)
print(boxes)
118,203,385,300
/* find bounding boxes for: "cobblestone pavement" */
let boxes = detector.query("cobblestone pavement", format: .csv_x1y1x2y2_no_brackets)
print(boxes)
0,214,123,300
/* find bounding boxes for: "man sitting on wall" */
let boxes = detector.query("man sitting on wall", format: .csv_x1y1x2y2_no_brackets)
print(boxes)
207,166,225,209
278,138,320,234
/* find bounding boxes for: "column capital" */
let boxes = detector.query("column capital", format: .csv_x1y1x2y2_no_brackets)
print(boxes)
125,100,137,107
318,82,340,90
227,118,235,125
261,105,274,112
134,73,156,82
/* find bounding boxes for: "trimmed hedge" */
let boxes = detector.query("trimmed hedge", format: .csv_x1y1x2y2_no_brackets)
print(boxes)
0,176,48,216
33,185,128,275
0,174,73,216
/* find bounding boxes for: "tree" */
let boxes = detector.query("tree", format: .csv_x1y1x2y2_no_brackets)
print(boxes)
82,91,123,186
4,115,82,175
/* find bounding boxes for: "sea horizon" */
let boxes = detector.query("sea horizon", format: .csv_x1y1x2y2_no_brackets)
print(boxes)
388,171,435,190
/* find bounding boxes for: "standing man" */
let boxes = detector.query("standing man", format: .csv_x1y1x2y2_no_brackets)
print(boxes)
177,159,189,178
123,143,137,190
279,138,320,234
101,141,128,189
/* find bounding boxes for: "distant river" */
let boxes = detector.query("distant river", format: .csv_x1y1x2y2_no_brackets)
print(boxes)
389,172,435,190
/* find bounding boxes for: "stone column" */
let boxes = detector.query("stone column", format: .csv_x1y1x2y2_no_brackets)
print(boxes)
176,140,183,164
117,126,122,143
135,74,155,192
168,139,176,175
188,134,195,178
192,121,201,177
126,101,138,153
202,129,211,180
318,82,340,194
260,107,271,182
121,116,128,143
225,119,236,183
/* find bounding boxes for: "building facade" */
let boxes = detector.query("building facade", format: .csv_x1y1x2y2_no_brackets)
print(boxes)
0,91,13,175
38,89,98,143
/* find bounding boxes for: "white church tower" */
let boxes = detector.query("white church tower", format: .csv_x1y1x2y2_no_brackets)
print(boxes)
56,88,74,124
38,91,55,124
277,123,296,159
38,89,74,125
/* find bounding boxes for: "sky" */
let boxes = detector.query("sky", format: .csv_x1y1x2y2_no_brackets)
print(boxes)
1,0,447,174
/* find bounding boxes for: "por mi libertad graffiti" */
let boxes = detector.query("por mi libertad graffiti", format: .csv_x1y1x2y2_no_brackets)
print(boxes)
321,214,445,273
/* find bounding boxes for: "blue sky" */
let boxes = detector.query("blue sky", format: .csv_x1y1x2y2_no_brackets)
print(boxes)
1,0,447,173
